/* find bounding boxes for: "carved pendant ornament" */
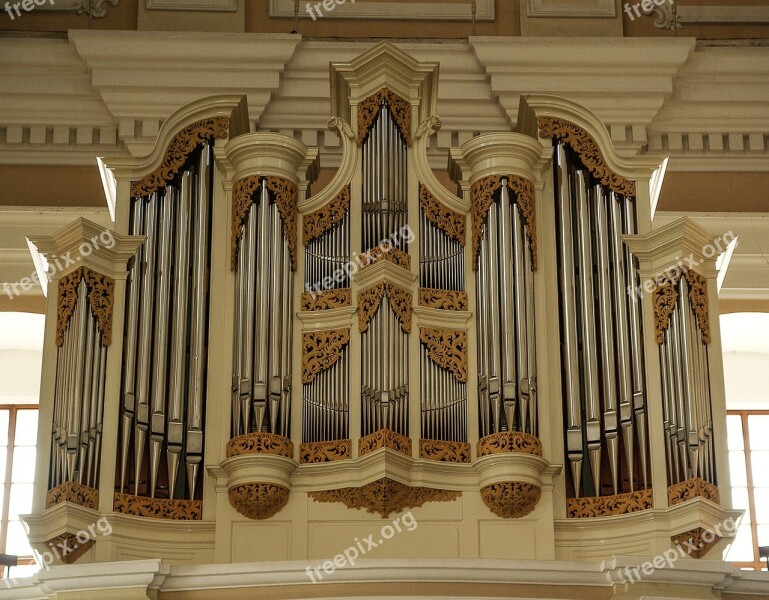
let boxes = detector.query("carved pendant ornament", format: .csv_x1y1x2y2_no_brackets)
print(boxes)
113,492,202,520
481,482,541,519
671,528,719,559
567,488,653,518
418,288,468,311
228,483,290,520
302,328,351,384
470,174,538,271
56,267,114,347
130,116,229,198
230,175,298,271
537,116,636,197
357,87,412,146
358,283,413,334
301,288,352,311
419,327,468,383
419,183,466,245
652,267,711,344
303,185,350,244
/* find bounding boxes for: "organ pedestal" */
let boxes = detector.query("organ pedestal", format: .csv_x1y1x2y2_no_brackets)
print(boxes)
24,43,738,567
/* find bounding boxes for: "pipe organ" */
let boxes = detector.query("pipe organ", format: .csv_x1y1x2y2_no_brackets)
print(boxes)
28,45,736,568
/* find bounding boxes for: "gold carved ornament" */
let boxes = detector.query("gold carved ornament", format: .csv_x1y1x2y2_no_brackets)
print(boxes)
301,288,352,311
359,428,412,457
419,183,465,245
358,283,413,334
419,327,468,383
266,176,299,272
567,489,653,518
357,87,412,147
652,268,711,345
303,185,350,244
56,267,115,347
671,528,719,559
537,116,636,197
418,288,468,311
300,439,352,463
130,116,229,197
419,439,470,463
230,175,261,270
653,272,680,344
508,175,538,271
113,492,202,520
226,432,293,459
481,482,541,519
309,478,460,519
44,533,95,565
470,175,504,270
45,481,99,510
684,269,711,343
360,245,411,271
667,477,719,506
302,328,350,384
228,483,289,520
477,431,542,457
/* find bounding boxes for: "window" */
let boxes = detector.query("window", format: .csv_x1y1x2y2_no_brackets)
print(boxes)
0,405,39,578
726,410,769,571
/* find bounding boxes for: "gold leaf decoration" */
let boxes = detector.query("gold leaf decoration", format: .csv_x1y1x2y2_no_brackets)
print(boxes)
300,439,352,463
567,489,653,518
302,328,350,384
45,481,99,510
228,483,289,520
56,267,114,347
418,288,468,311
672,527,720,559
537,116,636,197
43,533,95,565
130,117,228,197
481,482,541,519
113,492,202,520
668,477,719,506
266,176,299,272
684,269,711,343
419,327,468,383
653,267,710,345
226,432,294,459
357,88,411,147
359,428,412,457
419,439,470,463
357,283,413,334
303,185,350,244
477,432,542,457
419,183,465,245
309,478,460,519
230,175,261,270
301,288,352,311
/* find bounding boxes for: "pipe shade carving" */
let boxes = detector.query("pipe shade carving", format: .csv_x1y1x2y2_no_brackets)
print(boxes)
358,283,413,334
653,268,711,344
419,183,465,245
303,185,351,244
56,267,114,347
300,439,352,463
357,87,412,146
419,328,468,383
228,483,290,520
302,329,351,384
113,492,202,520
567,489,654,518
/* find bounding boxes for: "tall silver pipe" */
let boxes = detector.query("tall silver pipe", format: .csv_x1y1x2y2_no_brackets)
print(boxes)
498,183,518,433
253,183,271,433
512,202,529,436
268,203,284,435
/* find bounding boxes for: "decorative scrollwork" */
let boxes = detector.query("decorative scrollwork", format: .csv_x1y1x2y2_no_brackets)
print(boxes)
357,88,411,147
684,269,711,343
300,439,352,463
477,432,542,457
567,489,653,518
228,483,289,520
418,288,468,311
537,116,636,197
43,533,95,565
45,481,99,510
302,328,350,384
672,528,719,559
470,175,504,270
653,270,682,344
266,176,299,272
56,267,114,347
301,288,352,311
419,439,470,463
230,175,261,270
130,117,228,197
113,492,202,520
309,478,460,519
360,245,411,271
419,183,465,245
359,428,412,457
226,432,294,458
481,482,541,519
303,185,350,244
419,327,468,383
508,175,538,270
668,477,719,506
357,283,413,334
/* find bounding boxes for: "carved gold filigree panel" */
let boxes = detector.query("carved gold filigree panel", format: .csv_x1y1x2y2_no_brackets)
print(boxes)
419,439,470,463
357,88,411,147
418,288,468,311
653,268,711,345
359,428,412,457
419,183,465,245
470,175,503,270
567,489,654,518
226,432,294,458
477,432,542,457
357,283,413,334
481,482,541,519
668,477,719,506
508,175,538,271
653,273,680,344
684,269,711,343
360,245,411,271
672,527,720,559
131,117,229,197
113,492,202,520
537,116,636,197
300,439,352,463
301,288,352,311
266,176,299,271
56,267,114,347
230,175,261,269
302,328,350,384
309,478,460,519
228,483,289,520
45,481,99,510
44,533,95,565
419,327,468,383
303,185,350,244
